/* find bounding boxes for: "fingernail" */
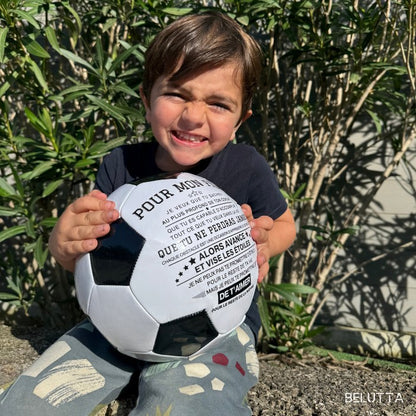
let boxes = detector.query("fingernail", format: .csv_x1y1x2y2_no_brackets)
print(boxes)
97,224,107,233
86,239,96,249
106,210,116,221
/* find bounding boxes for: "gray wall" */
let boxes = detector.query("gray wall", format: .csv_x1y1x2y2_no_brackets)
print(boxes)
318,139,416,335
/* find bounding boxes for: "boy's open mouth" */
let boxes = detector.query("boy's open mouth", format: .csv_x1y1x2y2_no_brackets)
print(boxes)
173,131,207,143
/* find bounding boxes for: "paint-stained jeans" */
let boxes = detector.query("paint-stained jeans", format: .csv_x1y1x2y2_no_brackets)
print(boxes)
0,320,259,416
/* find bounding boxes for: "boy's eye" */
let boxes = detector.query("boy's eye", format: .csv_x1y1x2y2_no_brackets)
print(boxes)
165,92,185,99
210,102,230,111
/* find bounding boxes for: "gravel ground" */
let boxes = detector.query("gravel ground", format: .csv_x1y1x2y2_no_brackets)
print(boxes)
1,323,415,415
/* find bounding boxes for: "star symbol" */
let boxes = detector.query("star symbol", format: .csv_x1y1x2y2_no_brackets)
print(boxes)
184,265,189,271
189,257,196,265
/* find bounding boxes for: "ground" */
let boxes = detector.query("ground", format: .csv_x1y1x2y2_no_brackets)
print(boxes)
1,323,415,415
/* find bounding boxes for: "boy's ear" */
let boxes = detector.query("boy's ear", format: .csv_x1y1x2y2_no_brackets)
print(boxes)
232,109,252,132
230,110,252,141
139,86,151,118
241,109,252,124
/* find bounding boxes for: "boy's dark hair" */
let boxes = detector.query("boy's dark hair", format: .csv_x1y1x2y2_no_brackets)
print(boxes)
142,11,262,121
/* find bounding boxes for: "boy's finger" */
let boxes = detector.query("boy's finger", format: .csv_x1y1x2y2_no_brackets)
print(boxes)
257,261,269,283
89,189,109,200
61,239,99,259
253,215,274,231
71,193,115,215
81,209,119,226
241,204,254,221
65,223,111,242
250,226,268,245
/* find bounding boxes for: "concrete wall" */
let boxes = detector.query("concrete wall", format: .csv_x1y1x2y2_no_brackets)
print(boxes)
315,137,416,356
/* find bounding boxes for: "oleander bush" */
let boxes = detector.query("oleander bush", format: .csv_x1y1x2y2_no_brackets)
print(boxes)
1,1,415,353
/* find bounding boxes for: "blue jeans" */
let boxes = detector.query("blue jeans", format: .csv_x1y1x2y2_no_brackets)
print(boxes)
0,320,259,415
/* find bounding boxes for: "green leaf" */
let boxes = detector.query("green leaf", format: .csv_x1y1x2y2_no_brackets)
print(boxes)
59,49,100,77
0,206,20,216
60,84,94,95
6,276,21,295
108,45,141,74
7,158,25,198
269,253,282,269
236,15,249,26
40,107,54,135
27,58,49,91
302,225,328,234
12,9,40,29
0,292,20,301
333,226,360,236
24,38,50,58
0,177,17,197
366,109,382,134
102,18,118,33
42,179,64,197
22,160,56,180
0,225,26,243
24,107,48,135
34,236,48,268
0,26,8,63
275,345,289,352
25,218,36,239
267,304,302,321
85,95,126,122
0,79,10,97
74,158,95,168
272,283,318,295
162,7,193,16
293,183,307,198
258,295,273,338
45,26,60,52
88,136,127,155
95,37,104,70
39,217,58,228
61,2,82,34
111,82,140,98
272,288,304,306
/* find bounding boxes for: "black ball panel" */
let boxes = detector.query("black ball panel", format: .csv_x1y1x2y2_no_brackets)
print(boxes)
91,218,145,285
153,310,218,357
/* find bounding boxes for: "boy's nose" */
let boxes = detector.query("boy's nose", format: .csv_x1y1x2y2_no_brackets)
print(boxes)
181,101,206,127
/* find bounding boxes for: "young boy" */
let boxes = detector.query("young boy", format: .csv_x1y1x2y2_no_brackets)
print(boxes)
0,11,295,416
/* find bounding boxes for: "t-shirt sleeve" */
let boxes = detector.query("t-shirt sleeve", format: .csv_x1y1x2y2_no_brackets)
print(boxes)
94,147,127,195
246,150,288,221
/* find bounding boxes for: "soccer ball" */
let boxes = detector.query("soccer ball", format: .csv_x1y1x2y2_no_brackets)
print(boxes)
75,172,258,362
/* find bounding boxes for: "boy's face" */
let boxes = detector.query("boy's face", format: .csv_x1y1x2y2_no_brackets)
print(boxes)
142,63,251,172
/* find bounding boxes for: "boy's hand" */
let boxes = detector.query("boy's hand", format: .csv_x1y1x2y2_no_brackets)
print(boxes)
48,190,119,273
241,204,274,283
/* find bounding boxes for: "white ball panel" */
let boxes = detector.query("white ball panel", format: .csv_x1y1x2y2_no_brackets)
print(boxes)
74,253,95,314
129,240,202,322
108,183,136,211
207,252,258,334
88,285,159,357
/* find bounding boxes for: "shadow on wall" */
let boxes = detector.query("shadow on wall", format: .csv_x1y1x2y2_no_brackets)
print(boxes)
313,324,416,359
315,211,416,357
313,127,416,357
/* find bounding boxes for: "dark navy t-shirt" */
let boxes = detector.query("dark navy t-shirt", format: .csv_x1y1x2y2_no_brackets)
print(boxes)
95,141,288,340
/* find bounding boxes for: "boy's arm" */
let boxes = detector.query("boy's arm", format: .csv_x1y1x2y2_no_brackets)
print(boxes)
48,190,119,273
242,205,296,282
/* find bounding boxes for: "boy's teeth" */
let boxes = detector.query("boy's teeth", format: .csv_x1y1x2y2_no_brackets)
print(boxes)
176,132,203,142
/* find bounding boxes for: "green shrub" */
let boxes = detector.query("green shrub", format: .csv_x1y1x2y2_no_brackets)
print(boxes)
1,2,415,351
